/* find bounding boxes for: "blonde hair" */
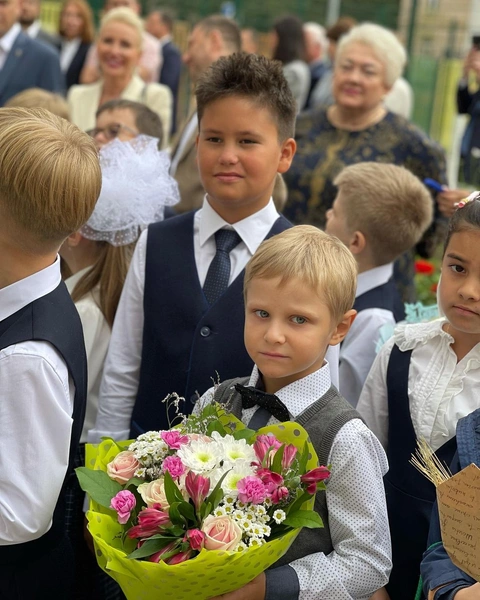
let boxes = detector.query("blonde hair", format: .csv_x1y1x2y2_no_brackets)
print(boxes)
244,225,357,323
337,23,407,87
5,88,70,120
334,162,433,265
100,6,144,49
71,242,135,327
0,107,101,252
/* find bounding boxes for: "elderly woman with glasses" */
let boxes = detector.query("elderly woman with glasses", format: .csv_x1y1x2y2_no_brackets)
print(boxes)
68,7,172,147
283,23,447,302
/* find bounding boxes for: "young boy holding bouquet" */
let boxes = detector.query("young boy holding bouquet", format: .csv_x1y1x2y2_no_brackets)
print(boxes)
204,226,392,600
0,108,101,597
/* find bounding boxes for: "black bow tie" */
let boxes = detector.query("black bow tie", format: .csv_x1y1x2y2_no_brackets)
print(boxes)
234,384,290,423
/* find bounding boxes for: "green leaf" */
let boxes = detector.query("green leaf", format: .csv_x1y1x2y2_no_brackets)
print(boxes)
200,501,212,521
285,490,312,515
204,471,229,511
271,444,285,474
206,421,227,437
177,500,196,523
76,467,122,509
283,510,324,529
232,428,256,442
168,502,186,526
298,442,309,473
163,471,185,506
124,476,146,489
127,537,178,560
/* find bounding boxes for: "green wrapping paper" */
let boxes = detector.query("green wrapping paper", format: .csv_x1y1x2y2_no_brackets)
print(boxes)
85,421,319,600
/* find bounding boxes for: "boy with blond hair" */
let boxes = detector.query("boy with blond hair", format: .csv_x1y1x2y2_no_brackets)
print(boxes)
93,52,341,442
326,162,433,406
203,225,392,600
0,108,101,598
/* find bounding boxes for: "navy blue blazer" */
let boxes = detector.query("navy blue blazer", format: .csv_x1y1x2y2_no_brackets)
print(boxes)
0,31,65,106
159,39,181,134
55,39,91,89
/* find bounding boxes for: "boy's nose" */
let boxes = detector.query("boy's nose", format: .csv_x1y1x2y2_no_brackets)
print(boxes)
219,147,239,165
264,322,286,344
459,277,480,301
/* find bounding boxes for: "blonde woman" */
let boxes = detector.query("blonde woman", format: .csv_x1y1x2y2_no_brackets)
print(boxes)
67,7,172,145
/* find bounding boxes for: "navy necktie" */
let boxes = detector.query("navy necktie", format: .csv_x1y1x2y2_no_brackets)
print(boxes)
235,383,290,425
203,229,241,305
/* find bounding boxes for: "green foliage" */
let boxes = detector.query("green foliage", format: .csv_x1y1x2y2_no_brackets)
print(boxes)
76,467,122,509
283,510,324,529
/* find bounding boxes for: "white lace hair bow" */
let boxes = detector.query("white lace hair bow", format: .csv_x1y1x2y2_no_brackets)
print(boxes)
81,135,180,246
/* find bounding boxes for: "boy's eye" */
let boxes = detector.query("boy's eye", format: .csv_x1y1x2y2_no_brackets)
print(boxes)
449,264,465,274
254,310,269,318
240,139,256,144
291,316,307,324
206,137,222,143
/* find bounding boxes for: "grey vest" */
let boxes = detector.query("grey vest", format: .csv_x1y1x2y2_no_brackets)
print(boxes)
213,377,362,565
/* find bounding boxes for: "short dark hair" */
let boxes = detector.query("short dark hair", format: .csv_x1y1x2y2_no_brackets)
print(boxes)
197,15,241,53
443,194,480,255
272,15,306,64
196,52,296,141
326,16,356,42
95,99,163,147
158,7,174,32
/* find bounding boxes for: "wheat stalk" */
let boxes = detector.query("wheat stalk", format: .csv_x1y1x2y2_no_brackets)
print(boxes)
410,439,452,487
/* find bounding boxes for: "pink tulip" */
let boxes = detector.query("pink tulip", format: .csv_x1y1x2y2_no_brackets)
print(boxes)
149,541,178,563
127,506,171,539
301,466,331,485
256,468,284,494
253,434,282,463
164,549,193,565
185,528,205,551
271,485,289,504
281,444,298,470
185,471,210,509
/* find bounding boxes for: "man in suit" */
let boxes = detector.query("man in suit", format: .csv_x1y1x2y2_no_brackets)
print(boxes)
169,15,241,213
19,0,59,47
146,8,181,136
303,22,328,110
0,0,64,106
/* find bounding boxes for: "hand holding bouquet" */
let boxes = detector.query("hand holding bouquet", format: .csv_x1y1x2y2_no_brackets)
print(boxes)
77,400,329,599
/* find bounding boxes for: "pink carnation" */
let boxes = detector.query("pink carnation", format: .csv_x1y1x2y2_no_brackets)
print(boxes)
162,455,185,479
237,476,268,504
161,430,189,450
110,490,136,524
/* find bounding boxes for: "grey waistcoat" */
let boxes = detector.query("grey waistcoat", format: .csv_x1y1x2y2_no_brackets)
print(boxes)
213,377,362,566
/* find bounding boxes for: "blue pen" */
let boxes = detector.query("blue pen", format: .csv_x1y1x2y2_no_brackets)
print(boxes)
423,178,444,193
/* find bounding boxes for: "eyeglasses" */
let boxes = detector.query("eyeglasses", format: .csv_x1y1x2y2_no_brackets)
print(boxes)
87,123,138,140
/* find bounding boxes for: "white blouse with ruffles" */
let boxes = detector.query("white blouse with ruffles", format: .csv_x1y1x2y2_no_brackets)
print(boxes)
357,318,480,452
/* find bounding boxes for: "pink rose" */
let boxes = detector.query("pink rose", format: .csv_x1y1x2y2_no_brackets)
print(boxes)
161,430,189,450
162,455,185,479
237,476,268,504
137,478,170,510
188,434,212,443
201,515,242,551
107,451,140,484
110,490,136,524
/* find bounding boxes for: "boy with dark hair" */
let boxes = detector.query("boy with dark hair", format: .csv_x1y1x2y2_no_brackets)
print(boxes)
93,53,338,441
201,226,391,600
0,107,101,598
325,161,434,406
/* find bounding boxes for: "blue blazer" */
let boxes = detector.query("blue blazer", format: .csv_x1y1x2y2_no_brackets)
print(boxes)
0,31,65,106
159,40,181,134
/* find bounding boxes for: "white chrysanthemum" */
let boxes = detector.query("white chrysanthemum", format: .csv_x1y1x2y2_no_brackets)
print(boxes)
211,432,257,465
236,500,247,509
248,523,265,537
176,439,221,473
235,541,248,552
254,505,266,516
222,462,256,497
214,506,226,517
232,509,246,521
273,509,286,524
224,495,236,505
264,497,273,507
248,536,265,547
239,519,252,532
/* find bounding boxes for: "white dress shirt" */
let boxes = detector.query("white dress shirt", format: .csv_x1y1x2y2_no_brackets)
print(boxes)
60,37,81,73
357,318,480,451
169,113,198,176
200,364,392,600
0,258,75,545
25,20,41,39
339,264,396,408
92,197,339,443
65,268,111,443
0,22,21,70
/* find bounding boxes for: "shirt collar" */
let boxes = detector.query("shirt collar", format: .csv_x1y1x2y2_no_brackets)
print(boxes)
356,263,394,298
160,34,172,47
0,256,61,322
247,362,332,418
26,20,41,38
198,197,279,255
0,23,21,53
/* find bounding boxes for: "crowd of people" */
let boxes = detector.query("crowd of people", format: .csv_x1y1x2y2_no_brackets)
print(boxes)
1,3,480,600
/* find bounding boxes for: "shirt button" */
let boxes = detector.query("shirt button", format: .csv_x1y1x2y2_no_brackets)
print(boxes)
200,326,211,337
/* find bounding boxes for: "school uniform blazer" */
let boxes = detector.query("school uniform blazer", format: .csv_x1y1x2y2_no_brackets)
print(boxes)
0,31,65,106
67,74,172,144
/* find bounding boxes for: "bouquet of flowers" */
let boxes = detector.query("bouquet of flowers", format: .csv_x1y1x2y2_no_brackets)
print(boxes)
77,398,329,600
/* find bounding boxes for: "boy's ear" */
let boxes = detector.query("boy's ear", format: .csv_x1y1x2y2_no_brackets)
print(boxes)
328,309,357,346
277,138,296,174
348,231,367,256
66,232,83,247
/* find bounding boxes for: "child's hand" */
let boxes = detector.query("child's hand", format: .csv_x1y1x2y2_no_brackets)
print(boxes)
209,573,266,600
454,583,480,599
437,188,471,218
369,587,391,600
